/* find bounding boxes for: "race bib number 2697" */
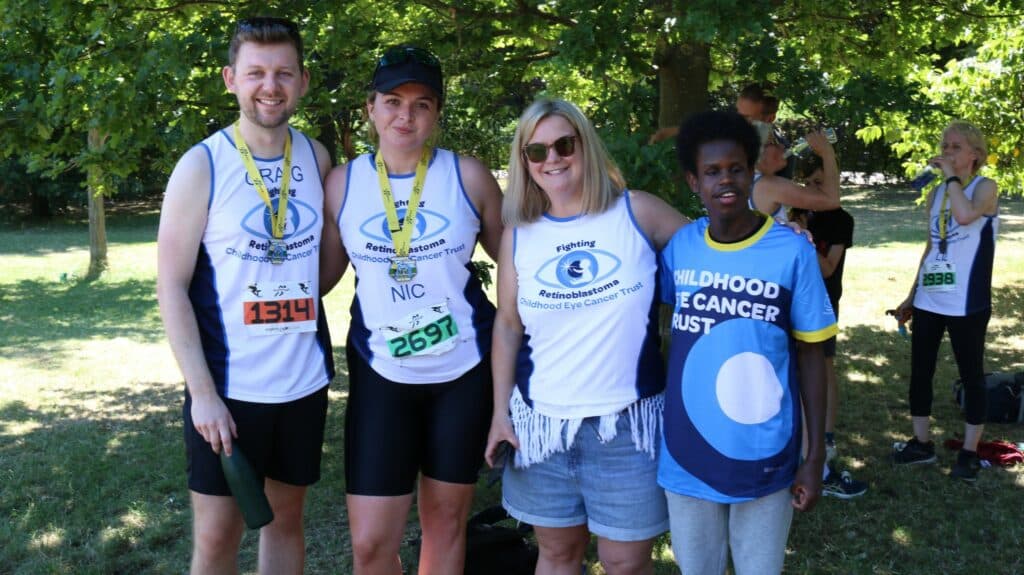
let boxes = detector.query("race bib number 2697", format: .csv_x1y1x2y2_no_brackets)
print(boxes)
383,302,459,358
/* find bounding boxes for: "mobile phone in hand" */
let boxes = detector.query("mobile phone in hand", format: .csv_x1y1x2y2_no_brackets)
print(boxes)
486,441,514,486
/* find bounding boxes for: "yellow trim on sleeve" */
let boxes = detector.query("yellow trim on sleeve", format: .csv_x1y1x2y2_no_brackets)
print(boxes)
793,323,839,343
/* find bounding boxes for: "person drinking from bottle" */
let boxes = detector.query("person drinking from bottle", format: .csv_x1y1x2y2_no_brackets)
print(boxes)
319,45,503,574
890,121,999,482
749,123,841,221
157,17,334,575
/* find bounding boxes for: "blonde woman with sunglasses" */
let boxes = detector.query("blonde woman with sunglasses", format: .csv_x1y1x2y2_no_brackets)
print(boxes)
321,45,503,574
749,122,840,220
485,99,686,574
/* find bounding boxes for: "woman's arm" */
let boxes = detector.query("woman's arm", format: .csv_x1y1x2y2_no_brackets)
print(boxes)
320,164,351,295
941,171,999,225
818,244,845,279
484,227,523,466
754,131,840,213
459,155,505,260
627,190,689,250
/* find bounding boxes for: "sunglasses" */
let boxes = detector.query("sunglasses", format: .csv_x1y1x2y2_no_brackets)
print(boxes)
522,135,576,163
377,46,441,70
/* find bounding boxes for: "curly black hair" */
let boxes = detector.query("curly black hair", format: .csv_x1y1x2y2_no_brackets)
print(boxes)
675,110,761,176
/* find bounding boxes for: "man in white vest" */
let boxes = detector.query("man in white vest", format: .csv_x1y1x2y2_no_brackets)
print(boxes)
156,17,333,574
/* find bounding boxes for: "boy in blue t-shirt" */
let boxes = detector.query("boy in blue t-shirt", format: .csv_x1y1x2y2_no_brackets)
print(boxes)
659,110,836,575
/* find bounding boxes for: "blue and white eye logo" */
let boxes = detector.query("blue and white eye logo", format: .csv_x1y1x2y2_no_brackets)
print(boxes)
930,214,967,245
241,196,319,239
535,249,621,289
359,209,451,243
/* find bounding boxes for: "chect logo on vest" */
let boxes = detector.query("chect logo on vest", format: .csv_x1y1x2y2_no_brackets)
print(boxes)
520,241,646,311
351,205,460,265
230,189,320,263
929,214,968,249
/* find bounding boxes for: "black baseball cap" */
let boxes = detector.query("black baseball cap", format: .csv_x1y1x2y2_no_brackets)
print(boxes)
370,45,444,105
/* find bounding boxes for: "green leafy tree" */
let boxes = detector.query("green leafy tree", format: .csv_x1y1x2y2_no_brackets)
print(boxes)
4,0,1024,277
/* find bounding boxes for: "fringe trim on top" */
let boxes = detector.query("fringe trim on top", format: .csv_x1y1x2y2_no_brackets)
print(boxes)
509,390,664,468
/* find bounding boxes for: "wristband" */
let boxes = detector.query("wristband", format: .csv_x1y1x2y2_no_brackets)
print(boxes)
945,176,962,186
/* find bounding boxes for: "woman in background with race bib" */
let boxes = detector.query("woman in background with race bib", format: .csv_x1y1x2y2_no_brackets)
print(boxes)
890,121,999,482
320,45,503,573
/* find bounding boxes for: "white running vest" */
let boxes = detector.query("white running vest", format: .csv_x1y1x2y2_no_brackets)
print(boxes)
512,192,664,419
192,127,333,403
913,176,998,316
750,172,787,220
338,149,494,384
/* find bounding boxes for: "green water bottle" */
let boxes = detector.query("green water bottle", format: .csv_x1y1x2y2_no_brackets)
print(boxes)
220,447,274,529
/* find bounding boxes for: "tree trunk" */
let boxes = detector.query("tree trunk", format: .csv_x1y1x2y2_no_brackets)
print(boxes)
29,190,52,220
87,128,108,279
318,110,340,165
655,39,711,129
654,39,710,343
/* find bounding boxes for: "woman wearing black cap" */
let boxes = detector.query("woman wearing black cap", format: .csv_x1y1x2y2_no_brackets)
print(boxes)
321,45,503,573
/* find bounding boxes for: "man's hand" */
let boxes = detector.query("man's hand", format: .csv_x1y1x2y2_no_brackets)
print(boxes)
191,392,238,456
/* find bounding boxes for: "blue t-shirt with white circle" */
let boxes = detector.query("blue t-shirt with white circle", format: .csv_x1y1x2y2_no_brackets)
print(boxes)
657,216,837,503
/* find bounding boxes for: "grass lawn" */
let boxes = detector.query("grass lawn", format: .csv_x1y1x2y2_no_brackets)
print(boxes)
1,186,1022,574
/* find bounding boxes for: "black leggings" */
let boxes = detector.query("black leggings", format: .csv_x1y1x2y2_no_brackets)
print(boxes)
909,307,990,424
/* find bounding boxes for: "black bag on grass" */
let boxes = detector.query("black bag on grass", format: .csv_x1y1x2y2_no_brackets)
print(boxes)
953,371,1024,423
464,505,538,575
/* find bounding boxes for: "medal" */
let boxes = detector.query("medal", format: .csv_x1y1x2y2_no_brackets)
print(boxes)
234,122,292,266
375,148,431,283
389,256,417,282
267,239,288,265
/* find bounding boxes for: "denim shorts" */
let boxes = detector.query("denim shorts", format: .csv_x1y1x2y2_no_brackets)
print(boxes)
501,412,669,542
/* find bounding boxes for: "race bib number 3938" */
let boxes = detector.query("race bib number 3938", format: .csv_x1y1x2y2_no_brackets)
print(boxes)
920,261,957,293
242,280,317,336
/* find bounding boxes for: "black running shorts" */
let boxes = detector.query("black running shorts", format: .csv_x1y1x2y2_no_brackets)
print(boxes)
184,385,329,496
344,345,492,496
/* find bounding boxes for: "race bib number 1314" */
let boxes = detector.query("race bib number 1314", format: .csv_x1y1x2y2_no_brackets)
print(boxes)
242,281,317,336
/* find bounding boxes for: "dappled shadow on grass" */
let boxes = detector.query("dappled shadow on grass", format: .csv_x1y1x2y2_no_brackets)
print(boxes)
842,185,1024,249
988,282,1024,374
0,383,191,573
786,296,1024,574
843,185,930,247
0,277,163,360
0,218,160,257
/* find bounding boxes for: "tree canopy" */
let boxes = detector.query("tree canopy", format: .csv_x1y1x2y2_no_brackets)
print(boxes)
2,0,1022,273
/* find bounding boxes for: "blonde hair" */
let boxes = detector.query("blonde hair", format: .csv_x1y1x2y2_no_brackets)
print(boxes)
943,120,988,173
503,99,625,226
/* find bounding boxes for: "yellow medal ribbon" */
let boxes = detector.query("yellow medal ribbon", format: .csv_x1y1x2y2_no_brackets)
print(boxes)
938,189,949,252
938,175,974,254
375,148,431,257
234,121,292,239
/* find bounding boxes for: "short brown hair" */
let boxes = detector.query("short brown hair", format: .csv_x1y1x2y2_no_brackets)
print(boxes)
228,17,304,71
